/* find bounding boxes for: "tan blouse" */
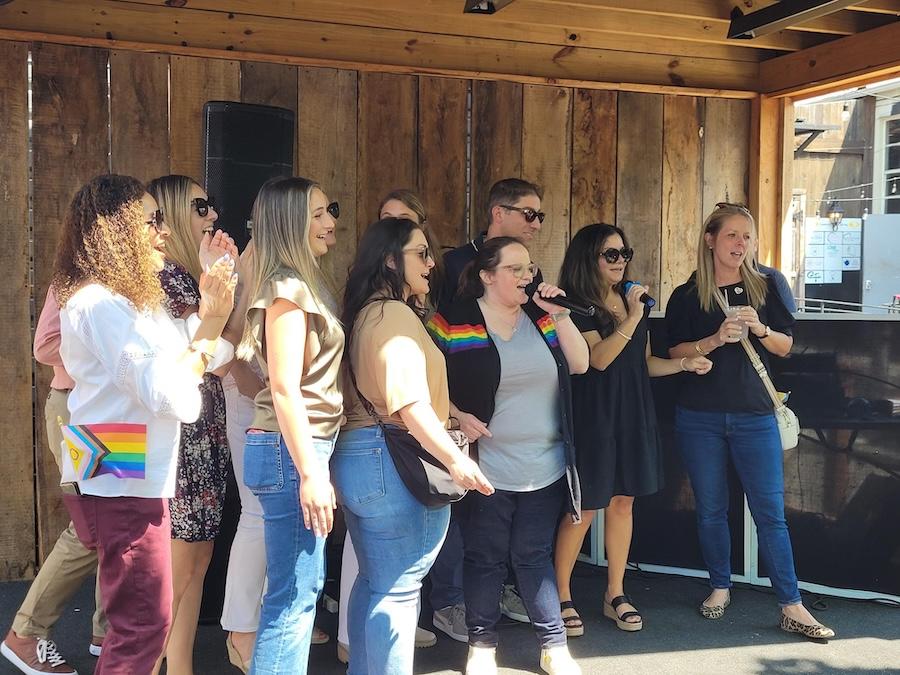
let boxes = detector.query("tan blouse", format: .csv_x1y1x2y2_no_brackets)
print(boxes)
343,299,449,431
247,269,345,438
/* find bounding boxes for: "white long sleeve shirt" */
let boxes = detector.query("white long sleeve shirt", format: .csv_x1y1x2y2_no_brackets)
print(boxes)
60,284,232,498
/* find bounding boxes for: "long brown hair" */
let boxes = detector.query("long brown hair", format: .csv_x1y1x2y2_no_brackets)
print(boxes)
52,174,164,311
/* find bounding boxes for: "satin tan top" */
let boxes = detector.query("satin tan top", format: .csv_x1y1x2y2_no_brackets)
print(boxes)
247,269,345,438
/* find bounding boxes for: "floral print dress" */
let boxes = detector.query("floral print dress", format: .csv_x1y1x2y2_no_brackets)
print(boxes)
160,260,230,542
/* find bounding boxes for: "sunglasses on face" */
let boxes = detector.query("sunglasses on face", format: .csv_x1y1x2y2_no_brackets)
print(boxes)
500,262,539,279
191,197,216,217
600,247,634,263
146,209,165,230
403,246,432,263
326,201,340,219
500,204,545,224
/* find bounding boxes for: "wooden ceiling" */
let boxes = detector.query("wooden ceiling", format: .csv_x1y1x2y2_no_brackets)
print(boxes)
0,0,898,94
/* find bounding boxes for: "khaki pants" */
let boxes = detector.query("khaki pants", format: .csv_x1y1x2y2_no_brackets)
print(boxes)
12,388,107,639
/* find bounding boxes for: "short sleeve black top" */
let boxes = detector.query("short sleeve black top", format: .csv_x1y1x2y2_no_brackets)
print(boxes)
665,275,795,414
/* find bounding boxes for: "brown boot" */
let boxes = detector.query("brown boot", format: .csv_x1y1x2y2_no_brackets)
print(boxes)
1,630,77,674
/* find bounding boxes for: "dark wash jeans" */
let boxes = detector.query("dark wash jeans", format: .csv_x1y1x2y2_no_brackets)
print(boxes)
674,406,802,606
462,477,568,648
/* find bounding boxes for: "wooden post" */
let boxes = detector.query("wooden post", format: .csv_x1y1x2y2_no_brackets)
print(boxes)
749,95,793,267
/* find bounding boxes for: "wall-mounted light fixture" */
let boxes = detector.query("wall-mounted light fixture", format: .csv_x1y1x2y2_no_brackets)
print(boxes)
841,102,851,122
827,201,845,230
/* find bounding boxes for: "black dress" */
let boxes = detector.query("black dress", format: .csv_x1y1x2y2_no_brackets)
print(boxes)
571,300,663,510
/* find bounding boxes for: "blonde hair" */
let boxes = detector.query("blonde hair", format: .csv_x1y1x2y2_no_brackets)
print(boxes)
237,176,337,360
53,174,164,312
146,175,203,280
695,204,767,313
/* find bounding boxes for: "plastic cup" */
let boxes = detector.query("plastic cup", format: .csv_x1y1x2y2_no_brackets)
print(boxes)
724,306,749,340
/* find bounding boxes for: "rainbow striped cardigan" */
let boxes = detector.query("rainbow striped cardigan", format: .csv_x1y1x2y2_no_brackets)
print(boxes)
427,297,582,521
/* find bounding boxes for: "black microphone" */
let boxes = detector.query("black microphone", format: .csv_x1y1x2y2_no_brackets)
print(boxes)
525,281,596,316
623,281,656,309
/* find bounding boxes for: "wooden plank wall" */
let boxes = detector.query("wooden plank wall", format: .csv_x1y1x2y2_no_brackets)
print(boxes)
0,39,751,578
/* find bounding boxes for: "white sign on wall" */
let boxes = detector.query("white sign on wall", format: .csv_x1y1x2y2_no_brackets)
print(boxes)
804,217,862,284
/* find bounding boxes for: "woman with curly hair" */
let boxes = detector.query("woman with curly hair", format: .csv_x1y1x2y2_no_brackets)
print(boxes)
146,175,236,675
48,174,236,673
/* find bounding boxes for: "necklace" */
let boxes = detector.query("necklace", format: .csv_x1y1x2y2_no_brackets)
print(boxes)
479,299,521,335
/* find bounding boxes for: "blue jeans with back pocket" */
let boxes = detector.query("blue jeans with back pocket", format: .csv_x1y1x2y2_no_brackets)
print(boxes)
243,430,336,675
331,424,450,675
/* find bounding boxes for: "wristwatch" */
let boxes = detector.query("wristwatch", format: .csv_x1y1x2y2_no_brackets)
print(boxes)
762,325,771,338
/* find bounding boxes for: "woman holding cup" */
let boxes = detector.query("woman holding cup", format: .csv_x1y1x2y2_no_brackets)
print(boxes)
665,203,834,639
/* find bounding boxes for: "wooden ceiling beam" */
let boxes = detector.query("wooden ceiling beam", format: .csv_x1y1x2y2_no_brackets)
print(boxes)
759,20,900,95
532,0,891,35
846,1,900,14
0,0,761,91
108,0,817,53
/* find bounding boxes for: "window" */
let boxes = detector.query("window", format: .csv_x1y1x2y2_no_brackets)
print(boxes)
885,116,900,214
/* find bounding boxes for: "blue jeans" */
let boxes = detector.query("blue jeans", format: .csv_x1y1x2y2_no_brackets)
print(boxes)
429,519,465,610
675,407,801,606
331,425,450,675
463,477,567,648
243,431,336,675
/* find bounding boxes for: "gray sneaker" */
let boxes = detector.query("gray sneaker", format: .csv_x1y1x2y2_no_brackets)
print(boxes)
433,604,468,642
500,584,530,623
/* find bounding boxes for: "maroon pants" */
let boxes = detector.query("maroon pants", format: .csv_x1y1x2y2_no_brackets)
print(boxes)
64,494,173,675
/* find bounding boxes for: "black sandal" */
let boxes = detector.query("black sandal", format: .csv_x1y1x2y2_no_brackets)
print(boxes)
560,600,584,637
604,594,643,632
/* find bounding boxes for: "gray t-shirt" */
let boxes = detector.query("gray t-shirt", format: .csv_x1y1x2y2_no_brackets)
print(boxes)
477,312,567,492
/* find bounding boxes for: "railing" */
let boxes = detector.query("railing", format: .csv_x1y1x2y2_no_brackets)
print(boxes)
795,296,900,314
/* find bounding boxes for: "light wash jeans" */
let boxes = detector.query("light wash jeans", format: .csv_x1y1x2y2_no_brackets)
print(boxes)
244,430,336,675
331,425,450,675
675,406,802,606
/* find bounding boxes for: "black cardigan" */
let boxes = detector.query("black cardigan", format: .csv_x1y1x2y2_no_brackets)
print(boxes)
427,296,582,521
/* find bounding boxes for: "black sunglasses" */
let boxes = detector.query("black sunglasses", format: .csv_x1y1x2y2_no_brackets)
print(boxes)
191,197,216,217
146,209,165,230
326,201,340,219
500,204,545,224
600,247,634,263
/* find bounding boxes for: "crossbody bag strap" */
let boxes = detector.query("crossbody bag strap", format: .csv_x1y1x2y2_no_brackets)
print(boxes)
713,291,785,412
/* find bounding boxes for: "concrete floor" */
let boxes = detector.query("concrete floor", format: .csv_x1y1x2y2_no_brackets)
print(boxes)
2,563,899,674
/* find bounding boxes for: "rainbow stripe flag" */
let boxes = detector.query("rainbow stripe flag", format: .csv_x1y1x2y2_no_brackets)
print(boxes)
536,315,560,348
61,423,147,480
428,314,490,354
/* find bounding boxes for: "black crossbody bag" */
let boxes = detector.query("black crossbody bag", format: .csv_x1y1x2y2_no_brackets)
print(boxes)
347,361,468,508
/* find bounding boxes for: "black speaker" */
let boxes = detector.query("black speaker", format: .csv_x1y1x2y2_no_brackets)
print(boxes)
203,101,295,252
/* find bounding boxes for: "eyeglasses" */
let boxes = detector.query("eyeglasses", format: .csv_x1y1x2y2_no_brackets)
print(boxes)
327,201,340,219
403,246,432,262
146,209,165,231
599,247,634,263
191,197,216,217
500,204,545,224
499,262,538,279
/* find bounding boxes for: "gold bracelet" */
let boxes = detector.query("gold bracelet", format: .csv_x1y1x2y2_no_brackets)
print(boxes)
615,329,632,341
694,341,708,356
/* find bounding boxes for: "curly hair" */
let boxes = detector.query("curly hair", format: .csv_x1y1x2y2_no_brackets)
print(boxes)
52,174,165,312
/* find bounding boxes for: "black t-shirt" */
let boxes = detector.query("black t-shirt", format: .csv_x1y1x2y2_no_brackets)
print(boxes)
665,276,795,414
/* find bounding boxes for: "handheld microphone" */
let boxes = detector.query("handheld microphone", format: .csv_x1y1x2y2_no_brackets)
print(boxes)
623,281,656,309
525,280,596,316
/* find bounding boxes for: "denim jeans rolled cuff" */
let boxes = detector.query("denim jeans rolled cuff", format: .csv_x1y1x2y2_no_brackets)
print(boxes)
332,424,450,675
244,430,337,675
675,406,802,607
463,478,568,649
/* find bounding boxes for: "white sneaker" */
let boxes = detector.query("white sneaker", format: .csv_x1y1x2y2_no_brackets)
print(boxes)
465,645,498,675
540,645,581,675
500,584,529,623
433,604,468,643
415,626,437,648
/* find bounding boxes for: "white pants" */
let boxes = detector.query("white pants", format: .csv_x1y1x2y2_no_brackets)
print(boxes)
220,374,267,633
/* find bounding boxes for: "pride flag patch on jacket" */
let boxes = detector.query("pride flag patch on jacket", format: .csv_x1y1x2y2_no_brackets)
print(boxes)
428,314,490,353
60,422,148,482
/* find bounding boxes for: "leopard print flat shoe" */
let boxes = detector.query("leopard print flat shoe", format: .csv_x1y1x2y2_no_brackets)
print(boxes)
780,613,835,640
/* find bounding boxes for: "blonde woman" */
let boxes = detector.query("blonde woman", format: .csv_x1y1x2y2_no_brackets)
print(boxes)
666,203,834,639
237,176,344,674
37,174,234,673
147,175,235,675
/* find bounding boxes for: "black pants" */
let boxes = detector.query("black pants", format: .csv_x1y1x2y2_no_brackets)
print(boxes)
462,477,567,648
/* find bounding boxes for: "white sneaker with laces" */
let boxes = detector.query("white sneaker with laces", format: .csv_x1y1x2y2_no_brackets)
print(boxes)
465,645,497,675
500,584,530,623
415,626,437,648
540,644,581,675
433,604,468,643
